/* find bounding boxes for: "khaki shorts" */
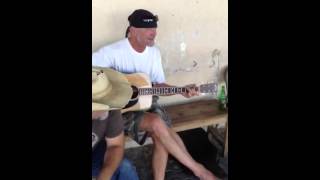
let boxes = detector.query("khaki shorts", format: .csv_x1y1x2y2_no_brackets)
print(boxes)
122,96,172,145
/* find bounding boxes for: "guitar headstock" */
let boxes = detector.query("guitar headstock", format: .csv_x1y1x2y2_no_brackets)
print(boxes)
199,83,218,95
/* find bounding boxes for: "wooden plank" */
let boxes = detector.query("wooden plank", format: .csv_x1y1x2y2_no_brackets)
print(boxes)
172,114,227,132
165,99,227,131
165,100,226,121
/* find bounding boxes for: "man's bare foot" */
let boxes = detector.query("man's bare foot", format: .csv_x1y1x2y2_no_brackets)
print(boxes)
194,164,217,180
198,169,217,180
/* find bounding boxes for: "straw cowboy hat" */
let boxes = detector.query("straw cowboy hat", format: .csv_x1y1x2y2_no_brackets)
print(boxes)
92,67,133,111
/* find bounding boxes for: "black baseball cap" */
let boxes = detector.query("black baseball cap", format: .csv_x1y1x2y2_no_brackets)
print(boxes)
128,9,158,28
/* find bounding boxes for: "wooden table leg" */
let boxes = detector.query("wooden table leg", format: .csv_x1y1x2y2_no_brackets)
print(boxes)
224,120,228,158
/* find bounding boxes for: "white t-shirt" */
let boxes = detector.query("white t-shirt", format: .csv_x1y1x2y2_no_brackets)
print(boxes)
92,38,165,84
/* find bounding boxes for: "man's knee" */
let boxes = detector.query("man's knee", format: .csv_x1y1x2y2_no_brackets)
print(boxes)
147,114,170,138
140,113,170,139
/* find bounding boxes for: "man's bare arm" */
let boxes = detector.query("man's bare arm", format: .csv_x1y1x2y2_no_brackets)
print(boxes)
97,132,125,180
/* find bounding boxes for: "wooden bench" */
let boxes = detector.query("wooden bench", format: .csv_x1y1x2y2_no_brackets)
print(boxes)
125,99,228,157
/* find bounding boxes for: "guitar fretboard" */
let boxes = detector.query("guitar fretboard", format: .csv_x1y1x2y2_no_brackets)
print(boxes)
139,87,188,95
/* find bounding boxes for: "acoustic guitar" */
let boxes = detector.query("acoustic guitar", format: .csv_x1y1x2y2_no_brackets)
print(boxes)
121,73,218,113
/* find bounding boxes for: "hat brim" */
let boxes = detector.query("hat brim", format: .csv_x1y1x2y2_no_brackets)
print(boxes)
92,102,110,111
93,67,133,110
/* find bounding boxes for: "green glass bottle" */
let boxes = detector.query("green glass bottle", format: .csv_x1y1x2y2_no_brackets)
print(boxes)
218,85,226,110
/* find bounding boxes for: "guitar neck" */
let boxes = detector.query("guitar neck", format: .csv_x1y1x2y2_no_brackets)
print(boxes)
138,87,191,96
137,83,217,96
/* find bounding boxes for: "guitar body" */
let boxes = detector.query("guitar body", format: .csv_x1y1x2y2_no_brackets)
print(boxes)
121,73,153,113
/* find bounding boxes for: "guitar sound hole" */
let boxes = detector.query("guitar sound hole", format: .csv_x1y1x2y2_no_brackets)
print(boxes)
131,86,138,100
123,86,139,109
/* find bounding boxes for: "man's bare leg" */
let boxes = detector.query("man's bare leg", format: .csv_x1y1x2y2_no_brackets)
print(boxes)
150,133,168,180
139,112,217,180
168,128,191,157
168,123,217,180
